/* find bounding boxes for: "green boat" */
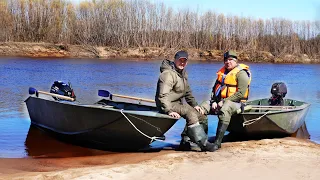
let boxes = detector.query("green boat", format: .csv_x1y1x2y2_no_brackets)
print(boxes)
25,88,178,151
228,98,311,137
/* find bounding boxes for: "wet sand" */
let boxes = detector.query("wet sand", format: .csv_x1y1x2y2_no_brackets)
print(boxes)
1,137,320,180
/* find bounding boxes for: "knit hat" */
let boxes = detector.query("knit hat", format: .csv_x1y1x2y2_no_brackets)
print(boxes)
224,50,237,60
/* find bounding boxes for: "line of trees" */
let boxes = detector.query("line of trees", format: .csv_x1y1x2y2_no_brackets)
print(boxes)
0,0,319,57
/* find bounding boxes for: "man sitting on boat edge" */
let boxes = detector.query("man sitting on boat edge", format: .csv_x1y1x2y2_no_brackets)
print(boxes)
199,50,252,151
155,50,215,152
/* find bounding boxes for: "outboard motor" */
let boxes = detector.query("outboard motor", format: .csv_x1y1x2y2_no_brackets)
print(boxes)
50,81,76,101
268,82,287,106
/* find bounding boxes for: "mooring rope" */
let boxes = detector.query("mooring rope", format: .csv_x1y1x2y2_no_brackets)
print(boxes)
127,114,162,133
120,109,165,143
242,111,270,126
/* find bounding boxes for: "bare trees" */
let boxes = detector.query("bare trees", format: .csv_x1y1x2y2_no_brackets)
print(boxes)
2,0,65,42
0,0,13,41
0,0,319,58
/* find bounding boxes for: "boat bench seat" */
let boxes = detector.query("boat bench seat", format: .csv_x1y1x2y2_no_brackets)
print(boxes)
96,99,157,111
289,100,295,106
107,103,156,111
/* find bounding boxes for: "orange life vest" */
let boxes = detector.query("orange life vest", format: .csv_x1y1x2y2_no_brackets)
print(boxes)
213,64,251,102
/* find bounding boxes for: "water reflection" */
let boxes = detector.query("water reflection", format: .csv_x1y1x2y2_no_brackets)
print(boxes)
24,125,111,158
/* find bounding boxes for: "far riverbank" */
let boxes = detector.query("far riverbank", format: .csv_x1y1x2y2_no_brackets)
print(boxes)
0,42,318,63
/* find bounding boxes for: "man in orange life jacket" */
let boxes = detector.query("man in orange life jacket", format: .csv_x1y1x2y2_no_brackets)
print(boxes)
200,50,251,151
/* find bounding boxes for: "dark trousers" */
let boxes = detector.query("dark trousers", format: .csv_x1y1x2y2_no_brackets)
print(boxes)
170,102,206,126
169,102,208,140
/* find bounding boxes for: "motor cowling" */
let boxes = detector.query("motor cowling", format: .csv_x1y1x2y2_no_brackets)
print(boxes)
269,82,287,105
50,81,76,101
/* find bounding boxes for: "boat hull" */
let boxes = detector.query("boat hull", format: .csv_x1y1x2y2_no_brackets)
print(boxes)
228,98,310,137
25,97,178,150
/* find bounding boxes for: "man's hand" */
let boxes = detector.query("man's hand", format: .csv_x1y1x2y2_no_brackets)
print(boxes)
211,101,224,114
194,105,204,115
211,102,218,110
168,112,181,119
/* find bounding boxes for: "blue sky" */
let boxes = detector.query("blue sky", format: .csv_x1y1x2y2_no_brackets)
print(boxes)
153,0,320,21
72,0,320,21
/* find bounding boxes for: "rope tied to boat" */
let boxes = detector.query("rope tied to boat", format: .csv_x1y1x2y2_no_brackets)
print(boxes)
127,114,162,133
242,111,270,126
120,109,165,143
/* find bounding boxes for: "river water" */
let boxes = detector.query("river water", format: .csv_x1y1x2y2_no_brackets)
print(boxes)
0,57,319,158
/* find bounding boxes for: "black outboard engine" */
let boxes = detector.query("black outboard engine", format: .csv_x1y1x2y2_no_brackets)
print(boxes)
268,82,287,106
50,81,76,101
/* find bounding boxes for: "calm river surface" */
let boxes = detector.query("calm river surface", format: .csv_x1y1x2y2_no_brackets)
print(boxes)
1,57,320,158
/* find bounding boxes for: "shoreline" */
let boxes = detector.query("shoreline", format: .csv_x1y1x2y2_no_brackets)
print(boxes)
0,42,318,63
0,137,319,180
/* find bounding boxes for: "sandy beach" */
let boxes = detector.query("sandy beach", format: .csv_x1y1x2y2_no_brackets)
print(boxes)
0,137,319,180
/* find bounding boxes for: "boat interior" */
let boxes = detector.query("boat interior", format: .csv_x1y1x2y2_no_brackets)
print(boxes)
243,98,305,113
95,99,158,111
246,98,304,106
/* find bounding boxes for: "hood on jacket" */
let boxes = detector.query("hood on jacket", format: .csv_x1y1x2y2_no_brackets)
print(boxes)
160,59,186,77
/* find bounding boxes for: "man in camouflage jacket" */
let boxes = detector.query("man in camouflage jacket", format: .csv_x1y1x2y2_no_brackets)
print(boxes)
155,50,215,152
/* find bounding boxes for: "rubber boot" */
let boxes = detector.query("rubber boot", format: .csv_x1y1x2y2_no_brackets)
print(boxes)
213,121,228,151
178,118,208,151
200,117,209,134
177,126,192,151
187,123,215,152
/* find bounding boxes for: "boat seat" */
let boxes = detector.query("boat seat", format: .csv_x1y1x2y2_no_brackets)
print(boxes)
95,100,156,111
289,100,295,106
255,100,262,112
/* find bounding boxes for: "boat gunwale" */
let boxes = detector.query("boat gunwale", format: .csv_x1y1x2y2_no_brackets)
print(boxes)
241,101,310,115
26,96,177,120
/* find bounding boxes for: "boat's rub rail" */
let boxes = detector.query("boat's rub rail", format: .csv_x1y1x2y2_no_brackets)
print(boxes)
80,104,115,109
249,105,296,110
100,105,114,108
242,103,311,114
